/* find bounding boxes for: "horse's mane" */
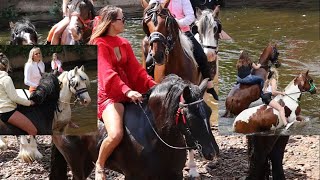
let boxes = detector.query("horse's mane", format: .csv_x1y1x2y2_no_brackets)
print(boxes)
197,9,217,36
59,69,90,87
30,72,60,106
148,74,196,126
12,20,37,34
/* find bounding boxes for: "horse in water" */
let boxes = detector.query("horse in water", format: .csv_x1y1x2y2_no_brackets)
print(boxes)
194,6,221,82
234,70,317,134
50,74,219,179
60,0,95,45
141,1,200,84
9,20,38,45
223,44,281,117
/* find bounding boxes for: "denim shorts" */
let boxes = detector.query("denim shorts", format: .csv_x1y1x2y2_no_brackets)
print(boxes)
0,109,17,123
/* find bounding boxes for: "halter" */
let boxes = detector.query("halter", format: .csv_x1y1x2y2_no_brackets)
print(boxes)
67,71,88,102
283,75,316,104
144,4,176,64
70,12,92,31
138,93,205,151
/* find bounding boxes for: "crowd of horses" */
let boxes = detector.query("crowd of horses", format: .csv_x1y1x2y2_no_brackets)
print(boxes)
1,0,317,179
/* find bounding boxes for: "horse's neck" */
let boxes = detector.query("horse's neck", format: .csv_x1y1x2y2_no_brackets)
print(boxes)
279,81,301,103
59,85,73,103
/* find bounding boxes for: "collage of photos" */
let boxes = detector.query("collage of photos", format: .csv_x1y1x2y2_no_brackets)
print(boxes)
0,0,319,179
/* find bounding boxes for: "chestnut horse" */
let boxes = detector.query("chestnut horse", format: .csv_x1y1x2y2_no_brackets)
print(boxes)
234,71,316,134
50,74,219,179
223,44,280,117
61,0,95,45
141,1,200,84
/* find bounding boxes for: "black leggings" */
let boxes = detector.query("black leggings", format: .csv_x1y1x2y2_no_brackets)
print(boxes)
184,31,211,80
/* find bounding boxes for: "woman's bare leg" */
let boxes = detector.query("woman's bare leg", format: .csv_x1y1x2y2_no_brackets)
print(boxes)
95,103,124,180
7,111,37,135
51,17,70,45
269,100,288,125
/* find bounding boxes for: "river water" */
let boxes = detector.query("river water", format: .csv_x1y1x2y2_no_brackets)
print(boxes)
0,1,318,135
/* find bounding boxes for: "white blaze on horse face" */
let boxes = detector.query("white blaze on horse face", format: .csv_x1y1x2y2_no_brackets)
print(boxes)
69,16,82,41
20,31,32,45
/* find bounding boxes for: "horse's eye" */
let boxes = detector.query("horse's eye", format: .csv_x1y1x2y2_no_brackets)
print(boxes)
309,79,313,83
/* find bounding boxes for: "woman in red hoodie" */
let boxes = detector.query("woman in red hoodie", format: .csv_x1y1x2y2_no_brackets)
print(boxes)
90,6,156,180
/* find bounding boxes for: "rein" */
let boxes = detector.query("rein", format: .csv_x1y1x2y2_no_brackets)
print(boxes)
137,94,204,151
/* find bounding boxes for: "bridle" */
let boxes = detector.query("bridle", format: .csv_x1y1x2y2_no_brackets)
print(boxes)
139,91,207,151
67,71,88,102
144,3,177,65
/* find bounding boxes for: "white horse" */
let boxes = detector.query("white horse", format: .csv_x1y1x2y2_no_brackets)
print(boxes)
0,66,91,163
233,71,317,134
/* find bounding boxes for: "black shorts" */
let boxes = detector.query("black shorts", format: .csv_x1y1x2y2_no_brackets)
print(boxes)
261,92,272,105
0,109,17,123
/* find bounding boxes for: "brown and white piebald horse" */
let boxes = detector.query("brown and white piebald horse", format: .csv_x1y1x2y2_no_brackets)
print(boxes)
223,44,281,117
233,71,316,134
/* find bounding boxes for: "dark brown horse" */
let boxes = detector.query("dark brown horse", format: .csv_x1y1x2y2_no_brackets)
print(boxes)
61,0,95,45
223,44,280,117
141,1,200,84
50,74,219,179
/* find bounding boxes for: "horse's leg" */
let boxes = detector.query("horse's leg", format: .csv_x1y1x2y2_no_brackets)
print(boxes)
49,142,68,180
269,136,289,180
185,150,200,177
246,135,271,179
0,136,7,150
17,135,35,163
29,136,43,159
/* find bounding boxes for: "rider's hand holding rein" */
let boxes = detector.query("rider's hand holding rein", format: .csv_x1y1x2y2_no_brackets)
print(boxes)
126,90,143,103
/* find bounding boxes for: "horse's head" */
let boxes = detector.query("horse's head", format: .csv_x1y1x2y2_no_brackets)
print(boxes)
142,1,180,65
195,6,221,61
294,70,317,94
30,72,60,105
259,44,281,68
148,74,218,160
9,20,38,45
60,65,91,105
67,0,95,44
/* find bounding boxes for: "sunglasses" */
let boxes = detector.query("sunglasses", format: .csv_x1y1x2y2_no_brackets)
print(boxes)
115,17,126,23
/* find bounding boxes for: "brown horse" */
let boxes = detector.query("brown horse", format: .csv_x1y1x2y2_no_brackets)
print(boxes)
223,44,280,117
60,0,95,45
50,75,219,179
141,1,200,84
233,70,317,134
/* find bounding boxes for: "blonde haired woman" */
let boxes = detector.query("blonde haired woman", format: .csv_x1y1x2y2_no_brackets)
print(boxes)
0,53,36,135
261,67,289,128
24,47,45,93
51,53,64,73
90,6,156,180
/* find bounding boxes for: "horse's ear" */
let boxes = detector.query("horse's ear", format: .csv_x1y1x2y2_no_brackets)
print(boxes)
140,0,149,9
73,66,79,75
305,70,309,76
196,7,202,19
213,5,220,17
80,65,85,72
199,78,209,96
162,0,170,8
9,22,15,29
